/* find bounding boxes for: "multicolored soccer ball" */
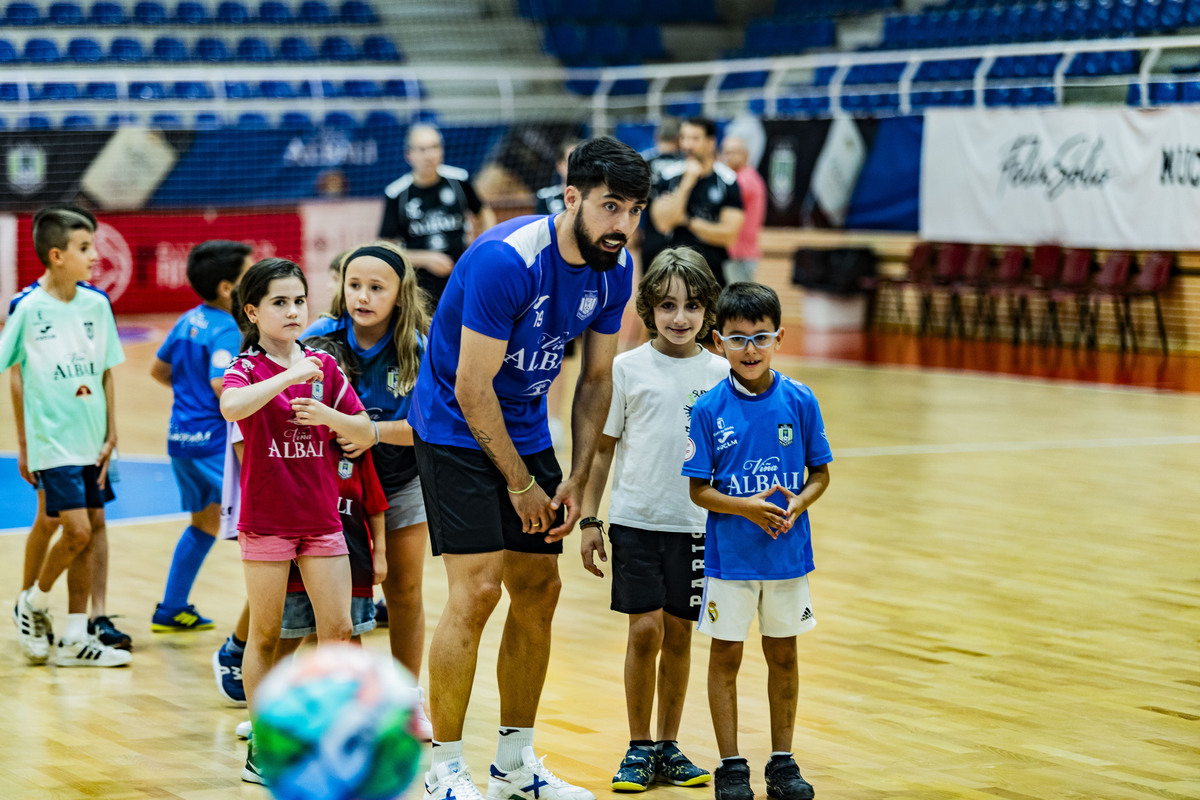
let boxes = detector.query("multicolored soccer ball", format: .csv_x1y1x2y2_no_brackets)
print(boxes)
253,644,425,800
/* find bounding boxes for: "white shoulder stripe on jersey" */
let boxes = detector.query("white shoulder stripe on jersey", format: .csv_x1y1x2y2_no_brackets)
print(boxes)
437,165,469,181
503,217,553,268
384,174,414,198
713,161,738,185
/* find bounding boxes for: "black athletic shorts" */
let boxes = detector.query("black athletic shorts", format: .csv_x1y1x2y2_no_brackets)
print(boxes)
608,524,705,621
413,433,565,556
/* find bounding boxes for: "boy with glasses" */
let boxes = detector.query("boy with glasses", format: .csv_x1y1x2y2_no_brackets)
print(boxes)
682,283,832,800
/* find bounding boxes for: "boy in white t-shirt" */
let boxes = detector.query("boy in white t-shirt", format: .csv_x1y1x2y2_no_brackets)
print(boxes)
580,247,727,793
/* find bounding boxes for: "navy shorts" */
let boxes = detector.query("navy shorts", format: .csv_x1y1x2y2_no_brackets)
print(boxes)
609,524,706,621
280,593,376,638
413,433,564,556
171,452,224,513
37,464,116,516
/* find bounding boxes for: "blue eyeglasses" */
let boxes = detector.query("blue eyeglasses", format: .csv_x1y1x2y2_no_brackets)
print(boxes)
717,330,781,350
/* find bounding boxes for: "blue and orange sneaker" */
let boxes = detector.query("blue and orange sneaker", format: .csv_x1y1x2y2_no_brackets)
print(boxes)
656,742,711,787
212,636,246,706
612,747,655,792
151,603,214,632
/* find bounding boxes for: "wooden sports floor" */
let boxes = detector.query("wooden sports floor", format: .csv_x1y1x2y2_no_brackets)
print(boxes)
0,317,1197,800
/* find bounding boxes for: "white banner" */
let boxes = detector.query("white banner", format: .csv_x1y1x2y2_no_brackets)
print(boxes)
920,106,1200,250
300,198,384,314
0,213,15,320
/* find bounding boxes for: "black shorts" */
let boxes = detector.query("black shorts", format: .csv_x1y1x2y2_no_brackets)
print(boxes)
413,433,564,556
609,524,705,621
38,464,116,516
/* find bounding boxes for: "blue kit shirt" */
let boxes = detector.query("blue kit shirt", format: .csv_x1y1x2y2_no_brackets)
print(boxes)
158,304,240,458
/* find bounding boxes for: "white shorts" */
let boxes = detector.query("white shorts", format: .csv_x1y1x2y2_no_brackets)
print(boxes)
697,575,817,641
384,476,428,531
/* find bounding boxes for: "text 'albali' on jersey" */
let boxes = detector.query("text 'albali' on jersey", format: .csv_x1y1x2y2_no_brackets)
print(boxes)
410,214,633,454
380,165,484,303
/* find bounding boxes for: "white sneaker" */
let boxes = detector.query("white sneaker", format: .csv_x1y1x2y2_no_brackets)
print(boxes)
487,746,595,800
14,589,52,665
425,762,485,800
56,634,132,667
236,720,253,739
413,686,433,742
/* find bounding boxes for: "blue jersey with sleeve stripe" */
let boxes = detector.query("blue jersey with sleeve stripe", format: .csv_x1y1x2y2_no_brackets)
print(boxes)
157,303,240,458
682,371,832,581
410,214,633,454
302,314,425,493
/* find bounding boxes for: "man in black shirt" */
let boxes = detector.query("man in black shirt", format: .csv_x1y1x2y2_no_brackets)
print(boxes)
639,118,683,270
649,117,744,285
380,124,496,306
533,139,578,216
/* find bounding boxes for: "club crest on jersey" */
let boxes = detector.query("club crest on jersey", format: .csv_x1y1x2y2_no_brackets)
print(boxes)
83,321,94,340
778,423,793,447
707,601,718,623
311,379,324,402
577,289,598,320
387,366,402,397
338,457,353,479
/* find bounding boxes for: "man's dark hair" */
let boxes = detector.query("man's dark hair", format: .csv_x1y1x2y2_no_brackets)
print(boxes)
187,240,252,301
715,282,782,332
32,206,95,267
567,136,651,203
684,117,717,139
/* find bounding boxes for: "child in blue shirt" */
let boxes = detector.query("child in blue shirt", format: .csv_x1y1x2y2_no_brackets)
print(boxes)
150,240,252,631
681,283,832,800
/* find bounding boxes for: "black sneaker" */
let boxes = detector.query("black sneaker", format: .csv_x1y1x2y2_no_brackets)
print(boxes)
90,616,132,651
764,756,814,800
714,759,754,800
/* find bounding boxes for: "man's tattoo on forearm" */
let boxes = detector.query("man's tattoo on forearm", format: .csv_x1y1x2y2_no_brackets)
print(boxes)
468,424,501,466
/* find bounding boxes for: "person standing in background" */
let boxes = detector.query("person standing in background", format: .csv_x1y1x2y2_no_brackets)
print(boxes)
719,136,766,285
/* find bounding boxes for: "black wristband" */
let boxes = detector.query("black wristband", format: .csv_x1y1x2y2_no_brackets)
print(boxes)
580,516,604,533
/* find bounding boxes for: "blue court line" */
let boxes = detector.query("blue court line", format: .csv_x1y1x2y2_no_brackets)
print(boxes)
0,455,184,535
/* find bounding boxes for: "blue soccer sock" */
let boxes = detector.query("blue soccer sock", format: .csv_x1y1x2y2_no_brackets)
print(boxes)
162,526,215,609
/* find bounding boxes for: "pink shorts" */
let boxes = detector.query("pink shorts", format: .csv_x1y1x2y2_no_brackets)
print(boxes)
238,529,349,562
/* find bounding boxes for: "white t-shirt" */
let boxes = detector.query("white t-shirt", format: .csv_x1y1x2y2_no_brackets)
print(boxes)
603,341,729,532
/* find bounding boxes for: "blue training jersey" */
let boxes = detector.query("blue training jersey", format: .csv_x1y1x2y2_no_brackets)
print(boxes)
682,371,833,581
157,303,240,458
302,314,425,493
410,214,633,454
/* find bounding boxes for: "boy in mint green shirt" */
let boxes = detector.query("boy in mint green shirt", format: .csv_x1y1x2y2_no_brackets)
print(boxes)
0,207,130,667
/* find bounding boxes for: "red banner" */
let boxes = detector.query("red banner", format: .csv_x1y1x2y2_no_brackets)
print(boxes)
14,209,304,315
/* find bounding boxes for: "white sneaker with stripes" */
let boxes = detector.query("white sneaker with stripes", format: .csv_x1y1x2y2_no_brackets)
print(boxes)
14,589,52,665
56,634,132,667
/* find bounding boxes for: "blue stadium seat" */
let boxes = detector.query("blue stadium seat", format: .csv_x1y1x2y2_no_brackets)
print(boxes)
545,25,588,61
383,78,418,97
299,0,333,23
258,0,291,23
176,1,208,23
238,112,270,129
130,81,166,100
107,112,140,127
1180,79,1200,102
217,1,250,24
1162,0,1185,28
323,111,357,128
665,99,702,117
6,2,40,25
321,36,357,61
281,111,314,129
133,0,167,24
62,114,97,129
719,71,768,91
1150,80,1179,104
0,83,19,101
154,36,189,62
85,81,118,99
279,37,315,61
628,24,665,60
36,82,80,101
237,37,272,61
68,38,104,63
109,37,145,62
340,0,376,23
196,38,232,61
363,35,401,61
17,115,53,130
365,110,400,128
259,80,295,98
0,41,15,64
344,79,379,97
90,1,125,24
298,79,340,96
151,112,184,129
565,79,599,95
224,80,253,98
174,80,213,99
589,25,631,65
195,112,224,129
24,39,62,63
49,2,85,24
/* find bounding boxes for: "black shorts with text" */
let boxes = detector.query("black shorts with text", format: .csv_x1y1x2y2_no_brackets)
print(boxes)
608,524,705,621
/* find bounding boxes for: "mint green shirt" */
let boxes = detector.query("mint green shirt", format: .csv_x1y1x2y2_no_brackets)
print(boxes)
0,284,124,471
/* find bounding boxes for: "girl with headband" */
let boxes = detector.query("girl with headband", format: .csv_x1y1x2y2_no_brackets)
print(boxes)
302,240,434,739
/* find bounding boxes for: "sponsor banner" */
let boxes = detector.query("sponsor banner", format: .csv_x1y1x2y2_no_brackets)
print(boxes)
761,118,879,227
921,106,1200,250
0,131,113,211
12,210,302,314
299,198,385,314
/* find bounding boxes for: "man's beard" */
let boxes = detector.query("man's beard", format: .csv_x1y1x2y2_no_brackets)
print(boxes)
573,213,624,273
